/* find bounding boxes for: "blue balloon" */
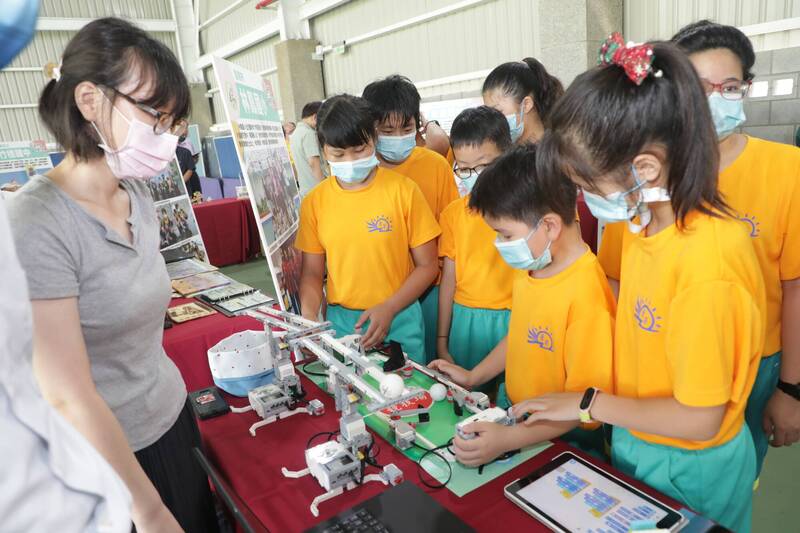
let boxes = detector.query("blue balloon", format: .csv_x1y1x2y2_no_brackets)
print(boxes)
0,0,39,70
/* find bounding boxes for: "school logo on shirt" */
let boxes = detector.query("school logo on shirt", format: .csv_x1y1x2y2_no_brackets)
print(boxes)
367,215,393,233
738,214,760,237
634,298,662,333
527,327,554,352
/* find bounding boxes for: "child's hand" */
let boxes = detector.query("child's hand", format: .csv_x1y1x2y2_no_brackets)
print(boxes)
354,302,397,349
428,359,471,387
512,393,583,425
453,421,511,466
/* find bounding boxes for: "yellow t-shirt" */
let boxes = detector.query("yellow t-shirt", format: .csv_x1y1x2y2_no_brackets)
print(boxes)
505,248,616,405
719,137,800,354
438,196,515,310
615,212,766,450
598,137,800,355
446,146,455,167
392,147,459,221
597,221,625,280
295,168,441,310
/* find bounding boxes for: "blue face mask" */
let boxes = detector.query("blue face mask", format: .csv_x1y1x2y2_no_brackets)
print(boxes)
330,152,380,184
494,221,552,271
0,0,38,69
455,170,480,197
506,104,525,143
581,165,645,223
708,93,746,139
376,132,416,163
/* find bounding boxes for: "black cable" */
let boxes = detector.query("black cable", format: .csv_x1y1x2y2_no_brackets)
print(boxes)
306,430,338,449
411,439,454,490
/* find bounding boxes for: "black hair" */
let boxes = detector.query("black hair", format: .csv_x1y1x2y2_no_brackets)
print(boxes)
38,17,189,161
316,94,376,149
671,20,755,80
536,41,729,227
469,144,576,226
361,75,421,129
301,101,322,118
450,106,512,151
482,58,564,121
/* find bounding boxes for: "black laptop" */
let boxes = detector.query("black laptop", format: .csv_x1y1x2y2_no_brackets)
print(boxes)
304,482,474,533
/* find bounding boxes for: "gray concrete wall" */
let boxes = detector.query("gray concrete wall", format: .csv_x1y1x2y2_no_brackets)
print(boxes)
275,39,325,123
538,0,623,87
742,47,800,146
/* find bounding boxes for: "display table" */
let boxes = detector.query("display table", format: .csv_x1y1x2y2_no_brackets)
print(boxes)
162,306,685,532
192,198,261,267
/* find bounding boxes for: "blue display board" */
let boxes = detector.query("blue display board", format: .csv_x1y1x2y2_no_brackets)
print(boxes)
213,136,242,179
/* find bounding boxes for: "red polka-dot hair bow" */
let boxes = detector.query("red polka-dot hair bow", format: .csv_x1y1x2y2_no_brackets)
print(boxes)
598,32,660,86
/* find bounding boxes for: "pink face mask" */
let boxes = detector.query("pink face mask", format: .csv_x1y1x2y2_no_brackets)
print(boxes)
93,99,178,180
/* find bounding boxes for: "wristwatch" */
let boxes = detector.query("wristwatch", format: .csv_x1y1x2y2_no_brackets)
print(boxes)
777,380,800,401
579,387,600,423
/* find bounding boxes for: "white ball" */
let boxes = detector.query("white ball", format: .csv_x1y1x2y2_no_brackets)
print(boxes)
429,383,447,402
379,374,405,399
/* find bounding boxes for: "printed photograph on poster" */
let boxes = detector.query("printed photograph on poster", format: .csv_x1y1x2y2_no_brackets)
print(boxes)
244,141,299,244
270,229,302,313
262,217,276,244
0,142,54,191
164,236,208,263
158,198,199,249
147,160,184,202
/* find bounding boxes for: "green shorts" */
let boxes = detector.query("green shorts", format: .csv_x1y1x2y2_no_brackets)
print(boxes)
448,303,510,370
612,426,755,532
744,351,781,478
326,302,426,364
419,285,439,363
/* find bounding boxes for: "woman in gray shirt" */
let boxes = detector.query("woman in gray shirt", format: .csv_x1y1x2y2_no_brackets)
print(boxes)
8,18,216,533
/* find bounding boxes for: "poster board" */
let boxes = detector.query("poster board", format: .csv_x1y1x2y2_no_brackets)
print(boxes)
211,56,301,313
148,158,209,262
0,141,53,190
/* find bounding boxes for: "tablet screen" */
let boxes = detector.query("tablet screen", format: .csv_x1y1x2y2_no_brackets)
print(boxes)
515,457,670,532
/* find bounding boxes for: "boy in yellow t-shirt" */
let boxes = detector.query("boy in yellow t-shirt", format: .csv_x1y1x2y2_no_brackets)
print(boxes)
295,95,441,363
363,76,459,362
430,145,615,463
436,106,515,386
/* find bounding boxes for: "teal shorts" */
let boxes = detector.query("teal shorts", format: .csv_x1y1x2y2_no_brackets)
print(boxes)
326,302,426,364
744,351,781,478
419,285,439,363
612,426,755,532
448,303,510,370
449,303,509,394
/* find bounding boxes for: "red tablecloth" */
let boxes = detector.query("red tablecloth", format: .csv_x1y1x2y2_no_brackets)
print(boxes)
162,306,682,533
193,198,261,267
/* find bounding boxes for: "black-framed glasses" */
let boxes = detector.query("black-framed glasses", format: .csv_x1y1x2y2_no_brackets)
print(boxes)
700,79,752,101
453,163,488,180
101,85,188,136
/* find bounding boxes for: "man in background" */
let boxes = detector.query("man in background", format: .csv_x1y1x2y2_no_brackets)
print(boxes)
290,101,325,197
176,136,201,197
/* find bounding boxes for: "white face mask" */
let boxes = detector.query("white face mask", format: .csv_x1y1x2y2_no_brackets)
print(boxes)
93,96,178,180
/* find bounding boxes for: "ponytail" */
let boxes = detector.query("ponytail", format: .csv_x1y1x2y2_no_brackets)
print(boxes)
482,58,564,120
520,58,564,120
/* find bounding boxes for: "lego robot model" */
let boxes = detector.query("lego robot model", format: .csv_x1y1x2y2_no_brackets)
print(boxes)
246,308,416,516
230,314,331,436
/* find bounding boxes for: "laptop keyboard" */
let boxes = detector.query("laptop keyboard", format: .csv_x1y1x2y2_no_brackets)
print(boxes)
321,508,390,533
